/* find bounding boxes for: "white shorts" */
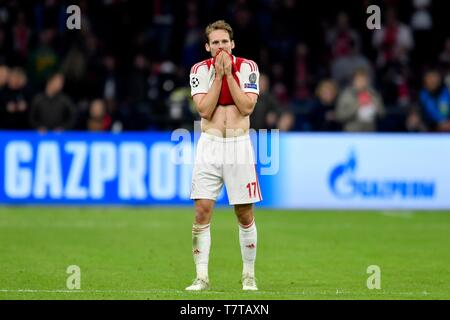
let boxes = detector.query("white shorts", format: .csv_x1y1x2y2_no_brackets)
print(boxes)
190,133,262,205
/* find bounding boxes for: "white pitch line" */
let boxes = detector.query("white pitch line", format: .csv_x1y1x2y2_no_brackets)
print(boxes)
0,289,211,294
0,289,436,296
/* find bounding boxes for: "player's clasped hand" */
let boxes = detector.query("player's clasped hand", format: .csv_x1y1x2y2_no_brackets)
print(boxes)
214,49,225,78
222,51,233,76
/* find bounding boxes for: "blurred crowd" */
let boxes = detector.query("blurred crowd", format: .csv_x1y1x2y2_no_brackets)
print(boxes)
0,0,450,133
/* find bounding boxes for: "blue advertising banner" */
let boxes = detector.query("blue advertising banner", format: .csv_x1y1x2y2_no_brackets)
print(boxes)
0,131,202,205
266,133,450,209
1,131,449,209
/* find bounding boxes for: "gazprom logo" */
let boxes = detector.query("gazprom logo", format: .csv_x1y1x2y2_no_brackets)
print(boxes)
329,150,435,199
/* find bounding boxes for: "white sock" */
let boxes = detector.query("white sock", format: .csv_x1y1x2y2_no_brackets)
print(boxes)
192,223,210,280
239,219,257,277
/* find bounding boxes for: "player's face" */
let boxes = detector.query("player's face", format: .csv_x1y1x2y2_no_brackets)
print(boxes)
206,29,235,57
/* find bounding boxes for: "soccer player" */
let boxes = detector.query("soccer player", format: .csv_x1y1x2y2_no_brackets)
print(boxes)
185,20,261,291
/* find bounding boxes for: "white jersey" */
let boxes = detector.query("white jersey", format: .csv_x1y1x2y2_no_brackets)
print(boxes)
189,56,260,103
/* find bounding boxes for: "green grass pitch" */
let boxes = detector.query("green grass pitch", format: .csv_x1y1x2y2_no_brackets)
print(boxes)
0,207,449,300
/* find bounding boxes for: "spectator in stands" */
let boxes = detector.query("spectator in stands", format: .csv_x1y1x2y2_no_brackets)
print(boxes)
372,8,414,68
60,45,88,103
251,73,281,131
2,67,31,129
127,53,151,130
405,105,428,132
0,64,10,128
277,111,295,131
0,64,9,92
331,39,373,90
29,73,77,132
12,12,31,66
270,62,290,107
86,99,111,131
419,69,450,131
291,42,314,103
439,37,450,67
309,79,341,131
326,12,361,61
381,64,413,110
410,0,434,67
438,37,450,89
410,0,433,32
98,54,123,113
27,29,59,88
167,86,197,131
336,68,385,132
94,54,129,130
180,1,203,70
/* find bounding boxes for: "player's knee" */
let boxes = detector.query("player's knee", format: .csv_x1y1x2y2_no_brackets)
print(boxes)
195,201,213,224
238,215,254,227
235,204,253,226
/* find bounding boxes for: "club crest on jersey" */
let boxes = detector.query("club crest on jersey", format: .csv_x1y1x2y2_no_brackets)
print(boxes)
249,72,257,83
191,77,200,88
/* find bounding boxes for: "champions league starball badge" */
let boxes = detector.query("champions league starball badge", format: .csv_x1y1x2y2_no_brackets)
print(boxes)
191,77,200,88
249,73,257,83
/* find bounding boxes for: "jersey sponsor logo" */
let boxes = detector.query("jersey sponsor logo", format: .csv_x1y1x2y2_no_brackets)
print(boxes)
244,83,257,90
249,72,257,83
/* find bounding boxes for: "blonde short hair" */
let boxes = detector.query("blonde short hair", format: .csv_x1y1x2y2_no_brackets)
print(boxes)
205,20,234,43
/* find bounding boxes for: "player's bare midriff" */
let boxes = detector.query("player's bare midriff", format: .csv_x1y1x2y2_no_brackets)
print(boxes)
201,104,250,137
